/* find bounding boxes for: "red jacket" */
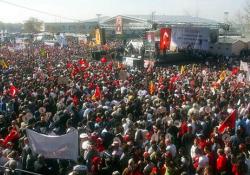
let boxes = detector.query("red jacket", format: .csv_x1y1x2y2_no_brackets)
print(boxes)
179,122,188,137
216,154,227,172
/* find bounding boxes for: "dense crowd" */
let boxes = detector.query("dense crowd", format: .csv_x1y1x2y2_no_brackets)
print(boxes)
0,42,249,175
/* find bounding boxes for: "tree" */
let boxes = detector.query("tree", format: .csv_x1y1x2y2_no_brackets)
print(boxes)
23,17,43,33
0,22,5,31
46,24,59,33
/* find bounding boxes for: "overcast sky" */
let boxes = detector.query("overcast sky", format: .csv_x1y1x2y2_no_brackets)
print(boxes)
0,0,246,23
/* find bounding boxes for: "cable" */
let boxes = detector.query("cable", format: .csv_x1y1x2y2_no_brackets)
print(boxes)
0,0,82,22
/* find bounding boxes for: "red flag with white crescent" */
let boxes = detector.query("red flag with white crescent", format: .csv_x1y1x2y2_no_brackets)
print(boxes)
160,28,171,50
218,110,237,134
9,85,18,97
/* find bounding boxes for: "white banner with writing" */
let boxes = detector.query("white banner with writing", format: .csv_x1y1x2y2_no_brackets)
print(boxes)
26,129,78,161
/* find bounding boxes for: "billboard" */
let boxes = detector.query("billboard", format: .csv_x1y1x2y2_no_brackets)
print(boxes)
160,28,171,50
170,27,210,51
146,31,155,43
115,16,123,35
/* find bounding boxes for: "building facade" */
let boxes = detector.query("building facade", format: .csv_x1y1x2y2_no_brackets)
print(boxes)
209,37,250,56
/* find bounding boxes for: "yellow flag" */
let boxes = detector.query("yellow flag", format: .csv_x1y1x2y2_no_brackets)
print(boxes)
180,65,186,75
40,48,47,58
219,71,227,81
0,60,8,69
95,28,101,45
148,81,155,95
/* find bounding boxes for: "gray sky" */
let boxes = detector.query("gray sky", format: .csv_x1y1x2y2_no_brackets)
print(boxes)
0,0,246,23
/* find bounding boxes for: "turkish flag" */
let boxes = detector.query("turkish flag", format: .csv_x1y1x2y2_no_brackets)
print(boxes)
3,128,19,146
92,85,102,101
160,28,171,50
9,85,18,97
218,110,237,133
231,67,239,75
78,59,86,66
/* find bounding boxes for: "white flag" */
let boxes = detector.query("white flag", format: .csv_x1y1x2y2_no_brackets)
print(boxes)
247,69,250,83
26,129,78,161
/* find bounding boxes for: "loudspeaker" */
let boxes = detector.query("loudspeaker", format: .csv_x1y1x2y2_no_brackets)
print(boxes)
92,50,107,60
101,28,106,45
92,51,101,60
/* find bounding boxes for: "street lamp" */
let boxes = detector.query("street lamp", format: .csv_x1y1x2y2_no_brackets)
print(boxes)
96,14,102,26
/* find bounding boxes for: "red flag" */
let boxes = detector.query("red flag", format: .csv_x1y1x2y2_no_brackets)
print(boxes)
71,65,80,78
3,128,19,146
9,85,18,97
72,95,79,106
92,85,102,101
169,75,179,90
160,28,171,50
78,59,86,66
218,110,237,133
66,62,72,69
170,75,179,84
231,67,239,75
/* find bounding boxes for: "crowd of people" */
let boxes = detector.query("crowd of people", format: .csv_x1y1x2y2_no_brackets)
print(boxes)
0,40,249,175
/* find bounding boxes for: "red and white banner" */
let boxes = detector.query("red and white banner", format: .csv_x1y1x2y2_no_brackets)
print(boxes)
160,28,171,50
115,16,123,35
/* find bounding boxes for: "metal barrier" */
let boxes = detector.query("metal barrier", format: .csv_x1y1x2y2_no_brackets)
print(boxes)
0,166,43,175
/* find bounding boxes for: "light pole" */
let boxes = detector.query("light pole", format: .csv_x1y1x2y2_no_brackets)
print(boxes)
151,11,156,24
96,14,102,27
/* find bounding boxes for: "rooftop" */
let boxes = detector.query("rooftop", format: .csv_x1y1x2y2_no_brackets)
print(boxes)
127,15,220,26
218,36,250,44
82,16,110,23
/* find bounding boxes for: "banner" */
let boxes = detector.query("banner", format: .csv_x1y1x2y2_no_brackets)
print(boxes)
27,129,78,161
170,27,210,51
58,33,67,47
240,61,249,72
146,31,155,43
115,16,123,35
95,28,101,45
160,28,171,50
